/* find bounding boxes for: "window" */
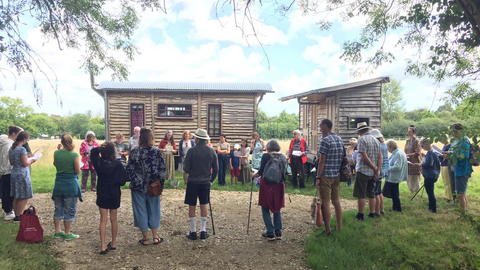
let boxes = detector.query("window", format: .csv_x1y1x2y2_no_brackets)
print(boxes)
158,104,192,117
208,104,222,137
131,104,144,134
349,117,370,129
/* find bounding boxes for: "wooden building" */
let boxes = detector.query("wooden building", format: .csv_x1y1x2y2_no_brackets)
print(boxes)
90,78,274,145
279,77,389,154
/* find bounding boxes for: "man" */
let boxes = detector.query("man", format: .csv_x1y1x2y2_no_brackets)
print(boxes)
353,122,382,220
288,130,309,188
129,126,140,151
183,128,219,240
316,119,344,235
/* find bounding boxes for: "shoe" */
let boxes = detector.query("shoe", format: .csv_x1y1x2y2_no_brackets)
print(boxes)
354,214,364,221
315,230,333,237
81,189,86,193
107,242,116,250
64,233,80,241
153,237,164,245
262,233,275,241
368,213,375,219
200,231,210,240
380,210,386,215
186,231,197,240
374,213,381,218
13,216,20,223
91,188,97,192
99,248,109,255
275,232,282,240
4,211,15,221
54,232,66,238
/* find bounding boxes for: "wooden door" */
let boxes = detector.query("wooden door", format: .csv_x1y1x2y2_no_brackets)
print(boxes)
131,104,144,135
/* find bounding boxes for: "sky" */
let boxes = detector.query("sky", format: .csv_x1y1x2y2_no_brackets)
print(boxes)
1,0,471,117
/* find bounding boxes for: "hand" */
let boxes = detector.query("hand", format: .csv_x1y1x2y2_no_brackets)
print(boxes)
184,181,187,186
230,165,233,170
30,159,37,164
57,144,62,150
27,153,34,158
421,153,426,158
250,172,256,178
315,178,321,187
374,170,380,179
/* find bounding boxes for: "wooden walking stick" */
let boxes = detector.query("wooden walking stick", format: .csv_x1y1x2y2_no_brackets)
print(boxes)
208,193,215,235
247,176,255,235
410,184,424,201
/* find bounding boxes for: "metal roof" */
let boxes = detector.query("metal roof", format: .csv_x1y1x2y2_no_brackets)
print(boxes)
279,76,389,102
94,81,274,93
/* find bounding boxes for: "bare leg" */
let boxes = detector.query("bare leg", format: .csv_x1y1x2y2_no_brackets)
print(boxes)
152,229,159,243
54,220,62,233
322,201,332,233
231,175,234,185
332,200,342,231
189,205,196,218
183,173,187,185
141,231,149,244
64,221,72,235
459,194,468,213
235,176,238,184
110,209,118,248
99,208,108,251
200,204,208,217
357,198,365,214
375,196,380,212
379,194,384,211
368,198,376,214
14,199,28,217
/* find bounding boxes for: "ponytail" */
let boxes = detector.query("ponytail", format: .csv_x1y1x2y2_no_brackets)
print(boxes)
12,131,29,150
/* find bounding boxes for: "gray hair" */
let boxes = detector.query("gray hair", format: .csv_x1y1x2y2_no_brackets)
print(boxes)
85,131,95,140
293,130,302,136
133,126,141,132
386,139,398,151
419,137,430,147
266,139,281,152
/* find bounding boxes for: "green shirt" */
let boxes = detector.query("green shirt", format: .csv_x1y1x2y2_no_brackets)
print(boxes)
54,150,79,174
23,142,32,154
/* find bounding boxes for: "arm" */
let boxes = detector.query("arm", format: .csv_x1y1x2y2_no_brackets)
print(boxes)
90,147,101,168
21,154,36,167
376,151,382,179
183,149,192,174
422,151,434,169
179,140,185,157
74,156,81,175
389,154,401,172
315,154,327,186
261,140,266,151
211,152,219,183
171,140,177,154
229,155,233,169
303,140,309,155
79,142,87,156
360,152,377,172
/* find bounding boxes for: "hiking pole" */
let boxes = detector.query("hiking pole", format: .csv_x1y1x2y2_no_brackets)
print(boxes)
410,184,425,201
247,176,255,235
208,193,215,235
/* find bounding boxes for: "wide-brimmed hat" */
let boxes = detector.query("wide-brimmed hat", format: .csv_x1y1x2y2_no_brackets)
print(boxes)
357,122,369,131
370,129,383,138
234,144,240,149
349,138,358,144
193,128,210,140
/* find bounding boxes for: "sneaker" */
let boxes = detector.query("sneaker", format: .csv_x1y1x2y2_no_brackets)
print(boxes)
54,232,66,238
380,210,386,215
315,230,333,237
186,231,197,240
368,213,376,219
200,231,210,240
261,233,275,241
4,211,15,221
64,233,80,241
354,214,364,221
275,232,282,240
13,216,20,223
374,213,382,218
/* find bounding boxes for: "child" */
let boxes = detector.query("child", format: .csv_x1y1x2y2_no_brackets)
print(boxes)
420,138,441,213
90,142,128,254
239,139,251,185
229,144,241,185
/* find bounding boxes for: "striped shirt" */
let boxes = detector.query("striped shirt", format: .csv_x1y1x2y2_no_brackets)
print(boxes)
318,133,345,179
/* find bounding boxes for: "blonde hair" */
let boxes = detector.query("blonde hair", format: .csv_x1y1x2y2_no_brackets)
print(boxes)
378,137,385,143
61,133,75,151
182,130,191,140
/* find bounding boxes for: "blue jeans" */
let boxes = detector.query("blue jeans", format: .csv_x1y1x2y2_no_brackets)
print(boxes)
261,206,282,236
131,190,161,232
424,177,437,212
218,155,229,186
53,196,78,222
388,182,402,212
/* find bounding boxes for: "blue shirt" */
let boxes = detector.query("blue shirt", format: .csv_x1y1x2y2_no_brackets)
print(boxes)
229,151,240,168
318,133,345,179
387,148,408,183
421,149,441,179
380,143,389,178
452,137,473,177
440,144,451,167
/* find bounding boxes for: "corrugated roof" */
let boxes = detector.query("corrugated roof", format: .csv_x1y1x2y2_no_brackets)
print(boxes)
279,77,389,102
95,81,273,93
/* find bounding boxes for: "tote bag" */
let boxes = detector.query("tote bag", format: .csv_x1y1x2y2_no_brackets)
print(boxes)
16,206,44,243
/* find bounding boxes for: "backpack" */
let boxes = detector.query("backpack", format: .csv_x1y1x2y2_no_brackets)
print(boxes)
469,143,479,167
263,153,284,185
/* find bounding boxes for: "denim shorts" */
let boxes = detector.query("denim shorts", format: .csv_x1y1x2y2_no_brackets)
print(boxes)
375,179,382,196
455,174,471,194
53,196,78,222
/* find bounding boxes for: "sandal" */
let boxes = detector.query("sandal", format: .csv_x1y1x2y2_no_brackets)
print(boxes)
99,247,110,255
138,239,149,246
153,237,164,245
107,242,116,250
91,188,97,192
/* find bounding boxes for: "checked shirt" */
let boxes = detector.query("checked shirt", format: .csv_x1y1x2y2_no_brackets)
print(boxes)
355,131,380,177
318,133,345,179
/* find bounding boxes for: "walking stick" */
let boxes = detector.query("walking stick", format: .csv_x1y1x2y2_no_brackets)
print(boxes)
208,193,215,235
247,176,255,235
410,184,424,201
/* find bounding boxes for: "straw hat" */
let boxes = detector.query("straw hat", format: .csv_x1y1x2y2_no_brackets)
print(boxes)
349,138,358,144
192,128,210,140
356,122,369,131
370,129,383,139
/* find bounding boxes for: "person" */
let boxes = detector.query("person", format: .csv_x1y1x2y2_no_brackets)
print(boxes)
385,139,408,212
239,139,251,185
353,122,382,220
9,131,36,222
52,133,83,240
251,132,265,170
229,144,241,185
113,133,129,167
315,119,344,235
129,126,141,151
405,125,422,193
370,129,388,216
91,142,128,254
183,128,218,240
0,126,22,221
346,138,357,187
216,134,230,186
207,140,213,148
420,137,441,213
126,127,166,246
80,131,99,192
450,123,473,217
439,136,453,202
288,130,309,188
159,130,178,188
251,139,287,240
179,130,195,186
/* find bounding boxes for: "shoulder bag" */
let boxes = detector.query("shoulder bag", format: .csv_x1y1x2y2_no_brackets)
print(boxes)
339,146,352,182
142,148,163,197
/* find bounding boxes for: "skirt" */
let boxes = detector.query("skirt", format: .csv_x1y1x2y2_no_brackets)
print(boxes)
162,152,175,180
239,164,251,183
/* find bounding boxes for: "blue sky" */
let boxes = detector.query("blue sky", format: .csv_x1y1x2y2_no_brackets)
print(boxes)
1,0,463,117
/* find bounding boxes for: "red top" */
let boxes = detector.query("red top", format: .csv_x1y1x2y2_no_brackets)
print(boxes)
158,139,177,150
289,138,307,163
258,178,285,213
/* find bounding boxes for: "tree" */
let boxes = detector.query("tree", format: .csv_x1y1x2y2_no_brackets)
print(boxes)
25,114,58,137
381,79,405,122
436,103,454,114
65,113,91,139
405,108,436,122
0,96,33,133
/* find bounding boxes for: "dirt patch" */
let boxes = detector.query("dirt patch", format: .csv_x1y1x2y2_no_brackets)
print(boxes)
30,189,356,270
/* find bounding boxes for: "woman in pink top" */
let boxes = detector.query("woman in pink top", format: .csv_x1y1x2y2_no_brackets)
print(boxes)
79,131,99,192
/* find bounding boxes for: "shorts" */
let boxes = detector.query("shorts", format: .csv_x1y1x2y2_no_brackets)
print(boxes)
455,174,471,194
353,172,376,199
375,179,382,196
184,182,211,206
318,176,340,203
230,167,240,176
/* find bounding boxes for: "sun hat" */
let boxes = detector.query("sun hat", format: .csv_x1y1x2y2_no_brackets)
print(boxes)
356,122,369,131
370,129,383,139
349,138,358,144
234,144,240,149
192,128,210,140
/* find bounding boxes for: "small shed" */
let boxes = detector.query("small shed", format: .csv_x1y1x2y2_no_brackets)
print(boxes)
90,77,274,144
279,77,389,154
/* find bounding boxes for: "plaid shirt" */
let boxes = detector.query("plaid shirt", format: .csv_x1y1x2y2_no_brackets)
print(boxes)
355,132,380,177
318,133,345,179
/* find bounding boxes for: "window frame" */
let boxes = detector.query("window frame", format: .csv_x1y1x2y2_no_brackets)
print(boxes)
157,103,193,118
130,103,146,136
348,117,370,129
207,104,222,138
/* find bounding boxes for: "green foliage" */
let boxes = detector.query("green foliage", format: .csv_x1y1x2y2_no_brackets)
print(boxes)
25,114,58,137
257,109,299,139
381,119,412,138
65,113,93,139
381,79,406,122
0,96,34,132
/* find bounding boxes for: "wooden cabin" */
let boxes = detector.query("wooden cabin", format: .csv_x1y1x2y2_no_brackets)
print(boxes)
279,77,389,154
90,78,273,145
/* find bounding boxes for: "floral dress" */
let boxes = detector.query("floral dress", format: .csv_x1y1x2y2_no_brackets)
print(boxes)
162,143,175,180
405,137,422,175
252,140,264,169
9,147,33,199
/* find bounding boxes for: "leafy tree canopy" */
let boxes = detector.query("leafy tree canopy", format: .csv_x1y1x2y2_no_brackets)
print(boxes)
381,79,405,122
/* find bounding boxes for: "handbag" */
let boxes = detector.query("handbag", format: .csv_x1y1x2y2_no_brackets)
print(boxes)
310,189,323,227
142,149,163,197
382,182,392,198
339,147,352,182
16,206,44,243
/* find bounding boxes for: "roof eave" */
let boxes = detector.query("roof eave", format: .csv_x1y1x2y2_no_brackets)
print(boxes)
96,88,274,94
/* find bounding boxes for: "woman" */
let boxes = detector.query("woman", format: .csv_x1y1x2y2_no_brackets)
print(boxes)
420,137,441,213
80,131,99,192
370,129,388,216
9,131,36,222
127,127,166,246
439,136,453,202
346,138,357,187
404,125,422,193
113,133,129,167
179,130,195,186
159,130,178,188
0,126,22,221
239,139,251,185
386,139,408,212
216,134,230,186
91,142,128,254
52,133,83,240
251,132,265,170
251,139,287,240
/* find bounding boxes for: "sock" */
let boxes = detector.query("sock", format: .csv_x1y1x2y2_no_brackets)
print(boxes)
201,216,207,232
189,217,196,233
